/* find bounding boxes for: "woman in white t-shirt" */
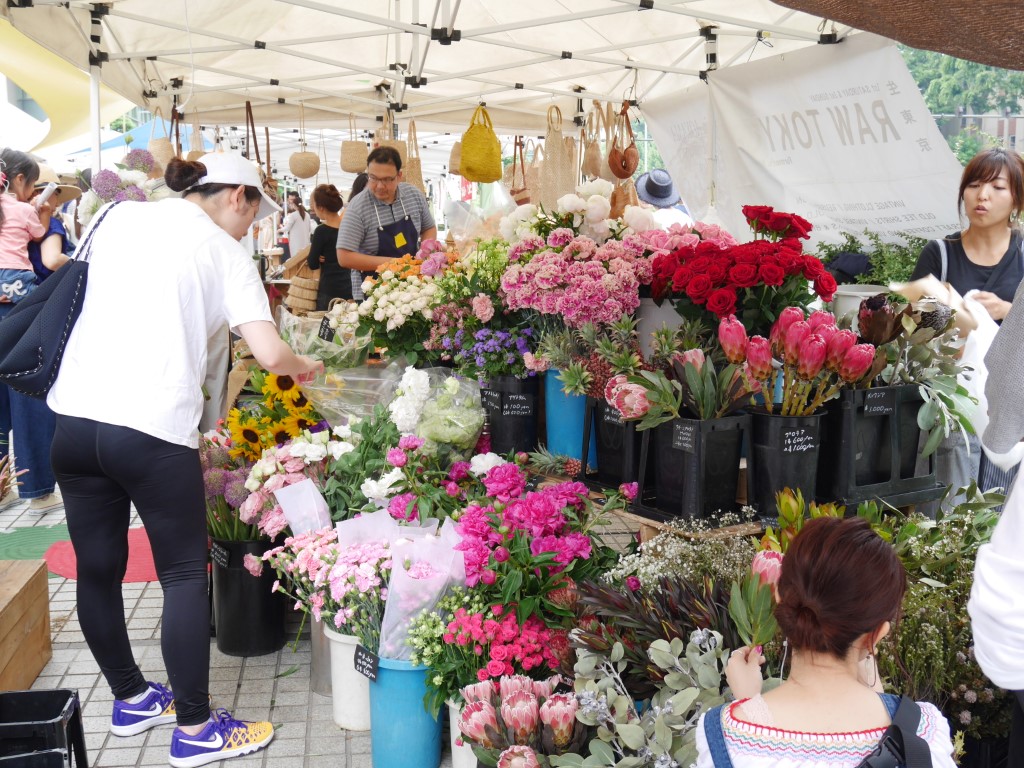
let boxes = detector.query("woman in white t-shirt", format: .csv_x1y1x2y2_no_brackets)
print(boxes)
279,191,311,259
47,154,321,768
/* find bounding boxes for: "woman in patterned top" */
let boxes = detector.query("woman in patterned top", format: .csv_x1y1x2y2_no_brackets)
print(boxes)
697,517,956,767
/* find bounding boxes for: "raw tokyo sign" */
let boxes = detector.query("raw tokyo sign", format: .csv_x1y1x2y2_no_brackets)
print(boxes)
643,33,963,246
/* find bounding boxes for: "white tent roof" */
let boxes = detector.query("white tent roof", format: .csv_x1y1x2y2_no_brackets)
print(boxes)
3,0,848,135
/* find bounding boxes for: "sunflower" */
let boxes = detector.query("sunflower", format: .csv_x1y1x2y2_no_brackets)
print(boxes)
267,421,293,447
280,411,318,437
225,408,263,461
262,373,300,403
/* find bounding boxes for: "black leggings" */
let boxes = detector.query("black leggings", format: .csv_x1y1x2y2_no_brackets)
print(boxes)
51,415,211,727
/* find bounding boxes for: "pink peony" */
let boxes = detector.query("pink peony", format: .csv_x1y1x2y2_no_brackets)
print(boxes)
483,463,527,502
751,550,783,587
387,492,419,522
386,448,408,468
619,482,638,501
625,575,641,591
420,251,447,276
399,435,425,451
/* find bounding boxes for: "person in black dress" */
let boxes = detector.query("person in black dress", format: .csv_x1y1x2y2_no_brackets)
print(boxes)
307,184,353,310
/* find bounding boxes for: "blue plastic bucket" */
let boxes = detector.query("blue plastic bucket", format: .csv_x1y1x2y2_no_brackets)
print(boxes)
544,371,598,466
369,658,442,768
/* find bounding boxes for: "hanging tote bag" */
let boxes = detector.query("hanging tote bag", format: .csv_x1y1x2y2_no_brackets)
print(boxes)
608,100,640,180
582,107,604,179
148,106,175,170
186,110,205,161
0,202,121,398
315,130,330,186
540,105,576,208
460,105,502,183
341,114,368,173
289,104,321,179
404,120,426,194
525,140,544,202
609,177,639,219
449,140,462,176
245,101,279,199
374,111,407,165
508,135,531,205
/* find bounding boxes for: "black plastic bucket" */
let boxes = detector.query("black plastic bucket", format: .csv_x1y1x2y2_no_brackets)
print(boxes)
481,376,540,455
210,539,286,657
750,412,821,516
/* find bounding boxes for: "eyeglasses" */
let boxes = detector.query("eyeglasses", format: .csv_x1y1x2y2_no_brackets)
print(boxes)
368,174,398,185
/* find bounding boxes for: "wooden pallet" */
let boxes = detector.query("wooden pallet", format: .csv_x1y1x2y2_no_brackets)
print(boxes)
609,508,763,544
0,560,51,690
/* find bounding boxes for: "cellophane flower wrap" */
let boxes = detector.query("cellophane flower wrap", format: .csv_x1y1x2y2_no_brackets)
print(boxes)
651,206,834,337
386,367,485,457
264,527,393,649
239,428,353,539
200,426,255,541
355,254,439,365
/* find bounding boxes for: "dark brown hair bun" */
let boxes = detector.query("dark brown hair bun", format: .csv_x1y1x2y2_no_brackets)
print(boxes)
165,158,207,192
312,183,344,213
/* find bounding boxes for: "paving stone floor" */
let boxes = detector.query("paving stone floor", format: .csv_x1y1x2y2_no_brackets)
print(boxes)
1,496,456,768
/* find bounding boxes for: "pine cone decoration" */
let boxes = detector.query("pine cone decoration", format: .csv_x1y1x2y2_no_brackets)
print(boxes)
915,297,953,332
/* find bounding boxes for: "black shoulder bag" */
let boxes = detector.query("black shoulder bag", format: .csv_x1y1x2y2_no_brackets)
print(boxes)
0,202,120,398
856,696,933,768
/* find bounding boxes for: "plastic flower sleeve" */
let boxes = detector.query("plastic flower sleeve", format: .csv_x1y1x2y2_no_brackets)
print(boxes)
401,367,485,457
272,478,331,535
378,535,462,660
335,509,439,550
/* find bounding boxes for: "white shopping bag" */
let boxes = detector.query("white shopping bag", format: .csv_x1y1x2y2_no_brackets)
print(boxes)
273,478,332,535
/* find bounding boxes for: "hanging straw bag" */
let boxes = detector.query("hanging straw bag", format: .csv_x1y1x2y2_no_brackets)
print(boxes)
583,103,616,181
186,110,205,161
525,140,544,201
608,100,640,180
341,114,368,173
289,104,321,179
540,105,576,208
508,136,531,205
460,105,502,183
315,130,330,186
148,106,175,170
245,102,279,199
609,178,639,219
404,120,426,193
449,141,462,176
374,112,407,165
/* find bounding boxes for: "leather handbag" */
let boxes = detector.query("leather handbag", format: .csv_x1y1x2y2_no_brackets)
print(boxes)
608,100,640,180
460,105,502,183
0,202,121,398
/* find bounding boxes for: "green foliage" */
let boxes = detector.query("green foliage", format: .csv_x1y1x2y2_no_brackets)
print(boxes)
947,126,1001,166
816,229,928,286
728,573,778,649
901,47,1024,116
320,405,399,519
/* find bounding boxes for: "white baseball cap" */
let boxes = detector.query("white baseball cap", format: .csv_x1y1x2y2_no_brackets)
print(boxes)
189,153,281,220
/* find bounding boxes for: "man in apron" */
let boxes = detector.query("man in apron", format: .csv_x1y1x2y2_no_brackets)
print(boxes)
336,146,436,285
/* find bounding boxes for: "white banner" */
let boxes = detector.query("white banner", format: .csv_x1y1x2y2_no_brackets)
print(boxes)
644,33,963,245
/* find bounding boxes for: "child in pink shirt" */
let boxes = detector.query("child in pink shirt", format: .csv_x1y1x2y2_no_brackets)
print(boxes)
0,149,52,304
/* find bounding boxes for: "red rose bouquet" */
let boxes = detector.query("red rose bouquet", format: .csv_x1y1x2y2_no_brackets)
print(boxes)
651,206,835,337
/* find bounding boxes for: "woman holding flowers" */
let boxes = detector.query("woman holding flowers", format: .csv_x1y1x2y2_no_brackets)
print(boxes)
47,154,322,768
698,517,956,767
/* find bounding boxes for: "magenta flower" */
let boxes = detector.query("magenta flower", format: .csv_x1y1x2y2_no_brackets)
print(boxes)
783,321,812,365
825,329,858,372
386,448,408,468
745,336,773,380
796,333,827,380
484,463,527,502
387,492,418,522
839,343,876,383
807,310,837,332
625,575,641,591
770,306,806,352
618,482,638,501
398,435,425,451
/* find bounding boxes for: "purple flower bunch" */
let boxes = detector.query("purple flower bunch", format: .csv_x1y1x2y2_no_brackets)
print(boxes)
443,326,536,384
90,167,147,204
121,149,156,174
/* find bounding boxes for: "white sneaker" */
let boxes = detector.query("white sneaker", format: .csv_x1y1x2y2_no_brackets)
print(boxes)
0,489,20,511
28,493,63,513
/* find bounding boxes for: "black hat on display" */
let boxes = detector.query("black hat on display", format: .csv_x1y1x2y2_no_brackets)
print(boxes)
635,168,680,209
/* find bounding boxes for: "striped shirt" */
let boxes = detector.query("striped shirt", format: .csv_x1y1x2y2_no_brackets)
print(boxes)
335,184,434,257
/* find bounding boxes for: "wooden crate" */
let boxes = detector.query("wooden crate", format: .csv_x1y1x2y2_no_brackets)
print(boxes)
609,508,763,544
0,560,52,690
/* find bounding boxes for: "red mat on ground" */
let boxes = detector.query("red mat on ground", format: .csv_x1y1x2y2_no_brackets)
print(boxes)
44,526,159,583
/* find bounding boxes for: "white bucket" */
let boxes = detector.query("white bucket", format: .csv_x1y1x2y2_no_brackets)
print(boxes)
447,700,477,768
323,626,371,730
310,617,331,697
830,284,887,330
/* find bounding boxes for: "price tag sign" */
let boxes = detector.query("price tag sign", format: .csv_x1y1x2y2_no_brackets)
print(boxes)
671,421,697,454
863,389,895,417
782,427,818,454
353,644,379,681
602,407,624,426
318,316,336,342
481,389,502,413
502,393,535,418
210,541,230,569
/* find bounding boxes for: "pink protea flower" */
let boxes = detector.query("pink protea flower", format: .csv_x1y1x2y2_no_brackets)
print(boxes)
499,675,535,700
825,329,858,372
796,334,827,380
458,699,499,748
672,348,705,373
751,550,783,587
539,693,578,748
839,343,877,383
782,321,812,365
611,383,650,420
604,373,629,402
531,674,562,700
745,336,773,380
471,294,495,323
501,690,540,745
497,746,541,768
546,576,578,610
461,680,496,704
807,310,837,332
770,307,806,352
718,315,749,365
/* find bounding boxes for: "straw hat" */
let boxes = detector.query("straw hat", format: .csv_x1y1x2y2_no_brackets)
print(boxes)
34,166,82,204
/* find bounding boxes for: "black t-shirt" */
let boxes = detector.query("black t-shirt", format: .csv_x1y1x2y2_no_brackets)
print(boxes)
911,231,1024,305
307,223,353,308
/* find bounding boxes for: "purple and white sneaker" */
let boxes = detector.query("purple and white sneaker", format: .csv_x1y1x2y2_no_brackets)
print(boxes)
110,682,177,736
169,709,274,768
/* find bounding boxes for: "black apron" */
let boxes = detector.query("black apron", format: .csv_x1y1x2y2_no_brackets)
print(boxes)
373,195,420,259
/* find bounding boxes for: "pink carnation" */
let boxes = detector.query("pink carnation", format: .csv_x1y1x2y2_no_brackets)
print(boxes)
471,294,495,323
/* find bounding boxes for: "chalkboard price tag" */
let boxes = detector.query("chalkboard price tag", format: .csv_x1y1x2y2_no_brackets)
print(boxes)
602,407,624,426
353,644,379,681
502,393,535,418
782,427,818,454
210,542,230,569
863,389,895,417
318,315,335,342
481,389,502,413
672,421,697,454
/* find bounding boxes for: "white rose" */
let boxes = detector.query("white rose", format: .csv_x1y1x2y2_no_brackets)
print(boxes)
469,452,508,476
332,424,353,439
380,270,394,281
374,309,386,322
303,443,327,462
329,442,356,460
584,194,612,223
